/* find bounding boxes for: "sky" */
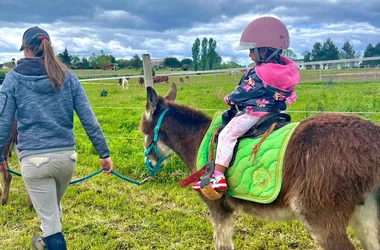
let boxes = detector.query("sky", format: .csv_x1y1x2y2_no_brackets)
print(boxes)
0,0,380,66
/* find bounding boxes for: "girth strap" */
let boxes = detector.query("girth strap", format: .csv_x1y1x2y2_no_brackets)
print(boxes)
249,122,277,164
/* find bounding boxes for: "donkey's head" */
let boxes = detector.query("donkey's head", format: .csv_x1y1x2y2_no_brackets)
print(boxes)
140,83,177,176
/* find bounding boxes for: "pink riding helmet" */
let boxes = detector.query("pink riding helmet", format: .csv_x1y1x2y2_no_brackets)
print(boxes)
235,16,290,50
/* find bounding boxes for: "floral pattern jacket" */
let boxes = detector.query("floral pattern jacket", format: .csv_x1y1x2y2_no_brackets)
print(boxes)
225,56,300,115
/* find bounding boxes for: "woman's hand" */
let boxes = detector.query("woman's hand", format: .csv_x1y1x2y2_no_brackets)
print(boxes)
100,157,113,175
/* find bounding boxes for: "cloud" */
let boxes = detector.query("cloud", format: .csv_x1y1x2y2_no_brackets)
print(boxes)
0,0,379,66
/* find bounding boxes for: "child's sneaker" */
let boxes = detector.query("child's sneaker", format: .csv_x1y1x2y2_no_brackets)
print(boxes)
192,174,227,191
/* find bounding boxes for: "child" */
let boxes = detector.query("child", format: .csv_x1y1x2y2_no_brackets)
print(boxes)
192,16,300,191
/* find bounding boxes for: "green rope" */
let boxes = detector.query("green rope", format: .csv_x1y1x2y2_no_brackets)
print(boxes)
6,168,142,186
6,168,22,177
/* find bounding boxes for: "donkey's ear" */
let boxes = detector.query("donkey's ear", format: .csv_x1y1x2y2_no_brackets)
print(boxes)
146,86,158,113
164,82,177,102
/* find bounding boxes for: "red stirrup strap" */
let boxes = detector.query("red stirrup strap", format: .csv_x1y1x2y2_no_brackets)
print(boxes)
179,165,207,187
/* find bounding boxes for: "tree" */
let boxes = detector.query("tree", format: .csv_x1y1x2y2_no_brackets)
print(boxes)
58,48,71,65
80,57,90,69
192,37,221,70
116,59,127,69
192,38,200,71
341,40,355,59
200,37,208,70
376,43,380,55
311,42,323,61
363,43,380,67
283,49,297,60
96,50,113,70
207,38,218,70
302,50,312,62
130,54,142,69
70,55,81,67
364,43,375,58
88,53,99,69
321,38,339,61
110,55,116,64
213,52,222,69
180,58,192,67
181,64,190,71
163,57,181,68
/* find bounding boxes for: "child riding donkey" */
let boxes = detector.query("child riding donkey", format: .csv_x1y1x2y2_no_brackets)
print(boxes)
192,16,300,193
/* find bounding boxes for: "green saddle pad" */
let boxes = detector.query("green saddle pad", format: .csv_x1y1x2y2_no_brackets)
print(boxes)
196,112,299,204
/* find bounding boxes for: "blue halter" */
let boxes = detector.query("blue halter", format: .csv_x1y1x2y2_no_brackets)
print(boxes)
144,109,172,176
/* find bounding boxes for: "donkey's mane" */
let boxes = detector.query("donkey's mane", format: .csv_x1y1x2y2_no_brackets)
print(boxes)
165,99,211,127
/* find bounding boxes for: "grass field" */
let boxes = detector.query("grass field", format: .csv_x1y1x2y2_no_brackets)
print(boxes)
1,77,380,249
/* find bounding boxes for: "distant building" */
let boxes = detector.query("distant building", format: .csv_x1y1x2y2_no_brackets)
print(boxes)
293,59,305,69
151,58,164,67
103,63,118,70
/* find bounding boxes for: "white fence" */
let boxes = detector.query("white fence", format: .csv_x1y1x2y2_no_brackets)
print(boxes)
77,55,380,85
78,67,248,83
2,56,380,84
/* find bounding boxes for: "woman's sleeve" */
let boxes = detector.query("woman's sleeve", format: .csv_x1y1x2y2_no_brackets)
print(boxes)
71,74,110,158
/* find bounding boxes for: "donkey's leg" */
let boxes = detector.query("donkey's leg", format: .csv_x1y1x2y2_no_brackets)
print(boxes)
0,172,3,201
302,215,355,250
305,215,356,250
291,198,355,250
206,199,235,250
1,170,12,205
350,190,380,250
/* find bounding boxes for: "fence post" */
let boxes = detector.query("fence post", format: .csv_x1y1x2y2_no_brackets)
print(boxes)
375,66,378,81
142,54,153,87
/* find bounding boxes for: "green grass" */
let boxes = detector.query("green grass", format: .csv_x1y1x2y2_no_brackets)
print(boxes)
2,79,380,249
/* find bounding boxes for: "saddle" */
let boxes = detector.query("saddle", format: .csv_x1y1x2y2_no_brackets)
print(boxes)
221,108,291,139
180,110,297,201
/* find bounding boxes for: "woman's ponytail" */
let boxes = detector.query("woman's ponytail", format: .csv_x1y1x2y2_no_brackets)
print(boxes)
39,39,66,90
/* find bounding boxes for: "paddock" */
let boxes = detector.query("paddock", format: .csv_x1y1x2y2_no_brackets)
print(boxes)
2,72,380,249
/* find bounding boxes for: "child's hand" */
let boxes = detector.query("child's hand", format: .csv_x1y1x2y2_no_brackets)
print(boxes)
224,95,235,105
223,95,230,105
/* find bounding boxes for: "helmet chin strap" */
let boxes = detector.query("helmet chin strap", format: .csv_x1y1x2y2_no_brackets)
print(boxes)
264,49,281,63
253,48,281,64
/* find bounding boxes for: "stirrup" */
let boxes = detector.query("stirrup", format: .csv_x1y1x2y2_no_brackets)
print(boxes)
200,185,223,200
179,161,214,187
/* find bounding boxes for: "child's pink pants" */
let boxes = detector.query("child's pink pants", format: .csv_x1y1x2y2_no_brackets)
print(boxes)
215,113,264,167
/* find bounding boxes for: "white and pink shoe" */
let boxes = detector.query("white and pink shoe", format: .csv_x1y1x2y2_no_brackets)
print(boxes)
192,174,227,191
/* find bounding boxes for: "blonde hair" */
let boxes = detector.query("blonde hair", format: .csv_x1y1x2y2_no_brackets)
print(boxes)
26,38,66,90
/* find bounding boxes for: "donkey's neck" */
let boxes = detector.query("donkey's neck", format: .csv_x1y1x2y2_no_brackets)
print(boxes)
164,104,211,173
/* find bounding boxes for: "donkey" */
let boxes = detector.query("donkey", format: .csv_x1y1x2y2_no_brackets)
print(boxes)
1,120,17,205
140,83,380,250
0,121,33,208
118,77,129,90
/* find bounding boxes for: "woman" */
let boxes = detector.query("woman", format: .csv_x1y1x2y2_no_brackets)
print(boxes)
0,26,113,250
